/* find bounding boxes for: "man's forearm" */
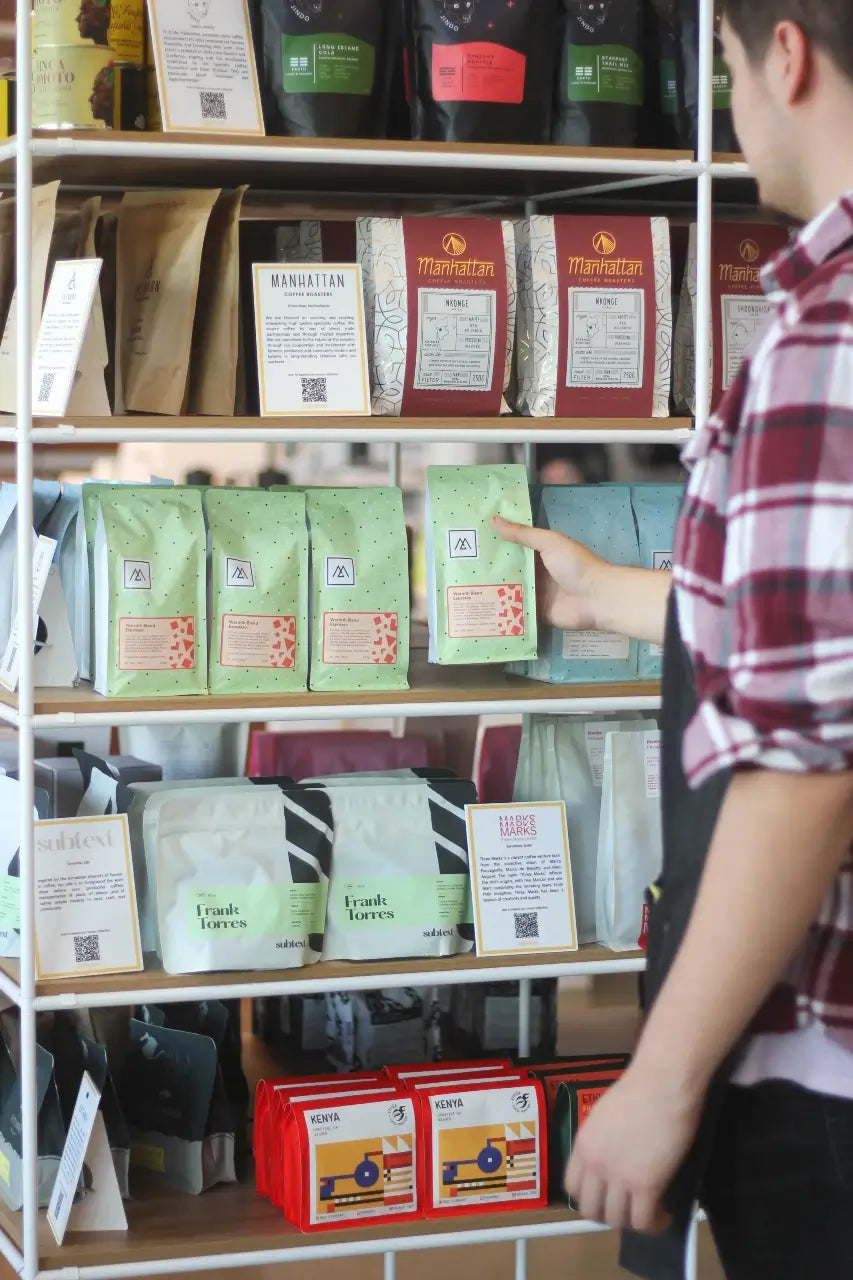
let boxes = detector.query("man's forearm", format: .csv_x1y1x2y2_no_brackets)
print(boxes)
632,768,853,1100
591,565,671,647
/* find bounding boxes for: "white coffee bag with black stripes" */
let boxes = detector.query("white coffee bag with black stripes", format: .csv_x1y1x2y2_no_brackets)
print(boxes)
152,785,332,974
316,778,476,961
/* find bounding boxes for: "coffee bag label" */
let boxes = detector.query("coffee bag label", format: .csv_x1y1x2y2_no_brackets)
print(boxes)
401,219,508,415
447,585,525,641
305,1096,417,1226
567,45,643,105
430,42,526,104
187,883,326,939
561,630,629,662
283,34,376,96
644,731,661,801
429,1085,543,1210
219,615,297,669
119,616,195,672
710,223,788,409
321,612,398,666
329,875,469,930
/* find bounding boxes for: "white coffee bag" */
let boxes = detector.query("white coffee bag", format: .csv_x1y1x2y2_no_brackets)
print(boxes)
596,729,663,951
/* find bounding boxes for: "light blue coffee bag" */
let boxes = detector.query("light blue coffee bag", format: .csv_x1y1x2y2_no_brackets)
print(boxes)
512,485,641,684
630,484,684,679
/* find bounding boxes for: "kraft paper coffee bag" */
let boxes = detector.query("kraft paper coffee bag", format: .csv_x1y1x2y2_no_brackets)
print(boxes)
204,488,309,696
115,189,219,415
0,181,61,413
554,1,645,148
189,186,248,416
93,486,207,698
317,776,475,962
512,485,640,684
513,214,672,418
630,484,683,679
426,464,536,665
674,221,789,415
305,487,409,692
596,727,663,951
406,0,559,144
358,216,516,417
254,0,398,138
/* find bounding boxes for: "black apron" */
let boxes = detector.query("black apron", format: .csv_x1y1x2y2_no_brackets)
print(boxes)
620,591,735,1280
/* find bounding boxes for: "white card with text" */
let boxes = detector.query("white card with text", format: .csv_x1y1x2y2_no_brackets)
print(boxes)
32,261,102,417
0,535,57,692
465,802,578,957
34,815,143,981
147,0,264,135
253,263,371,416
47,1071,128,1245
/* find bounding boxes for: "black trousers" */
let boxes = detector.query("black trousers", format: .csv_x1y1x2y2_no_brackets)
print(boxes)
702,1081,853,1280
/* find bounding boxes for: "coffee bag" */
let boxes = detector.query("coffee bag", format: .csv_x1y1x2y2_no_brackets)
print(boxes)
406,0,559,144
254,0,398,138
205,488,309,695
416,1077,547,1217
115,189,219,414
0,181,61,413
425,464,536,665
153,784,330,974
317,777,475,962
189,187,248,416
554,1,645,148
513,214,672,418
305,487,409,692
513,714,655,941
358,217,516,417
596,727,663,951
93,486,207,697
630,483,682,678
510,485,640,684
673,220,789,415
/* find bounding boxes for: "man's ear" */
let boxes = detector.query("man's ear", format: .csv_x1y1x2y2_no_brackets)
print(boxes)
770,20,813,106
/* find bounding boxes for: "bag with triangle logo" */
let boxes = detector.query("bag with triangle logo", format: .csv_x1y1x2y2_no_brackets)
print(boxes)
305,487,410,692
204,488,309,695
425,464,537,665
630,484,683,679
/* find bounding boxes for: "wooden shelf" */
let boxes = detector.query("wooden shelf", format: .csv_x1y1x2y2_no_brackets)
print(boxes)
0,663,660,727
0,945,642,1008
0,1184,589,1273
3,415,695,446
5,131,700,201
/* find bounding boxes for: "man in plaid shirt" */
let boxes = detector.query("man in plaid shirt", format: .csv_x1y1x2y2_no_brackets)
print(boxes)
498,1,853,1275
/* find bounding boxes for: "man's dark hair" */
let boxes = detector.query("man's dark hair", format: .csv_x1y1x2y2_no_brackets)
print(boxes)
720,1,853,84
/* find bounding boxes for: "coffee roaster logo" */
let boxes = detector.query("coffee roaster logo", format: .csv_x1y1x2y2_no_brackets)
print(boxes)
593,230,617,256
739,238,760,264
442,231,469,257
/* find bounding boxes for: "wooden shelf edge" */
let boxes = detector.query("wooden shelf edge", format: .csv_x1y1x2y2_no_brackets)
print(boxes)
16,415,695,433
0,1185,592,1272
0,945,643,1004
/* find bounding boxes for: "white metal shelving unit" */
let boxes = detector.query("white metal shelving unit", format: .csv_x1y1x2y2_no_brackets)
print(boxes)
3,0,732,1275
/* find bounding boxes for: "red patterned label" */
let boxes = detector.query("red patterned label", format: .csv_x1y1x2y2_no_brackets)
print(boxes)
119,616,195,672
322,612,399,666
220,615,296,669
446,584,525,640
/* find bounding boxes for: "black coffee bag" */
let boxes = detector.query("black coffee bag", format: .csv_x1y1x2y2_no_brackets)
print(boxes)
407,0,559,144
253,0,398,138
643,0,691,149
677,0,738,153
554,1,645,148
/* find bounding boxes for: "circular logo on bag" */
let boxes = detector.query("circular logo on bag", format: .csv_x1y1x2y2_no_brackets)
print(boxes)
442,231,468,257
511,1090,532,1114
388,1103,409,1127
573,1,610,34
593,230,617,256
740,238,760,263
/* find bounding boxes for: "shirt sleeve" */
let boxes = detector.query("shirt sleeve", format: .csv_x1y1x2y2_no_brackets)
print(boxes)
683,291,853,788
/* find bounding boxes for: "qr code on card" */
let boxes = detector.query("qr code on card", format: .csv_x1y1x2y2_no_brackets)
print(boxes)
199,91,226,120
514,911,539,941
73,933,101,964
36,371,55,405
301,376,328,404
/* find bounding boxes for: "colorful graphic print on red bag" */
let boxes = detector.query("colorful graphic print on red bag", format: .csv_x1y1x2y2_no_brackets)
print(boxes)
118,616,195,672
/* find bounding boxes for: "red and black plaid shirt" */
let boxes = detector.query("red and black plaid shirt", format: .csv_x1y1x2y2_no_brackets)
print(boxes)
674,194,853,1045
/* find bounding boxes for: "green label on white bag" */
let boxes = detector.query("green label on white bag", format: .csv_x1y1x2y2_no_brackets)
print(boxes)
330,875,471,929
187,884,327,938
